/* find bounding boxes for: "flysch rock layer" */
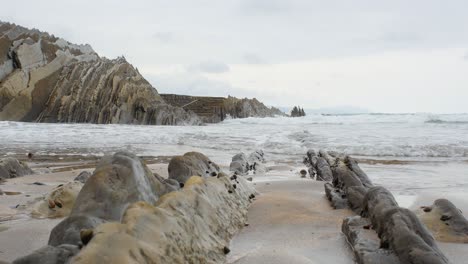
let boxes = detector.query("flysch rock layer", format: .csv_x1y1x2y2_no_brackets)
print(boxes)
305,149,451,264
0,21,200,125
72,174,255,264
13,151,255,264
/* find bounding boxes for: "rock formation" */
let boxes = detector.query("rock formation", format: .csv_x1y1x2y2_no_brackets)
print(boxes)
0,21,200,125
418,199,468,243
0,157,33,181
161,94,286,123
305,150,451,264
14,151,255,264
229,150,267,176
167,152,220,184
224,96,285,119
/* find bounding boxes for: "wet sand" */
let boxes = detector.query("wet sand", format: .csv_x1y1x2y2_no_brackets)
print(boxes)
228,177,355,264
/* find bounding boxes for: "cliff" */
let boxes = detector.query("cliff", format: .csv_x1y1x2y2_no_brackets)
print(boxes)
161,94,285,123
0,22,200,125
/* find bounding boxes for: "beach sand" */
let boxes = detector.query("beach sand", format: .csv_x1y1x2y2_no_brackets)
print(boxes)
1,158,467,263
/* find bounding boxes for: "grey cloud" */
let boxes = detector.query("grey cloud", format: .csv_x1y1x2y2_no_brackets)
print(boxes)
243,53,268,65
187,61,230,74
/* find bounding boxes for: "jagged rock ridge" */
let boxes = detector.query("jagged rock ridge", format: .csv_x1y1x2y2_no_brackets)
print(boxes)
0,21,201,125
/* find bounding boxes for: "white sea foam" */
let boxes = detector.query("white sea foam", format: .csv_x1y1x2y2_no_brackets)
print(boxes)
1,114,468,199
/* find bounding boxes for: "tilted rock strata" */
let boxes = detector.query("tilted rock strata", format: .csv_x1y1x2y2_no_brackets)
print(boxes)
224,96,285,119
71,174,255,264
306,150,450,264
14,151,255,264
0,21,200,125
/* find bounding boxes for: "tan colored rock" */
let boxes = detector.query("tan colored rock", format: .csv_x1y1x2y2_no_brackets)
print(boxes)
0,21,201,125
71,174,255,264
31,181,83,218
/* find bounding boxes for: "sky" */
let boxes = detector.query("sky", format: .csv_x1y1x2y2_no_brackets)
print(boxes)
2,0,468,113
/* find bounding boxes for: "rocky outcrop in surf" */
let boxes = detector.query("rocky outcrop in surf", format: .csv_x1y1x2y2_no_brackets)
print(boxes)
224,96,285,119
0,157,33,181
305,150,451,264
14,151,255,264
0,22,200,125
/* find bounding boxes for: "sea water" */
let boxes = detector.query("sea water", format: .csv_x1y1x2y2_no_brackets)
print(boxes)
1,113,468,207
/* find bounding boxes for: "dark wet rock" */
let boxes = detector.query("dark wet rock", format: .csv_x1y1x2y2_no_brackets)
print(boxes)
362,186,398,233
342,216,400,264
380,207,449,264
168,152,220,184
12,244,79,264
347,186,367,212
333,160,363,190
324,183,347,209
315,157,333,181
0,188,3,195
300,169,307,178
418,199,468,243
345,156,373,188
73,171,91,184
32,182,46,185
0,157,33,180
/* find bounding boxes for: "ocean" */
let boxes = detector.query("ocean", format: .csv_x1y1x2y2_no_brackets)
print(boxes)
1,113,468,207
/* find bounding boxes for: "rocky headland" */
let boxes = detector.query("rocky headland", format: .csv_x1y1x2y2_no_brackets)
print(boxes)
0,21,284,125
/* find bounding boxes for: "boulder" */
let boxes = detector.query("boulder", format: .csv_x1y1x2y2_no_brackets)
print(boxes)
418,199,468,243
48,152,168,247
73,171,91,184
0,157,33,180
168,152,220,184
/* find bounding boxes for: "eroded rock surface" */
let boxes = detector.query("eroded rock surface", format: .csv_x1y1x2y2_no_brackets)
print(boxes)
73,171,91,184
168,152,220,184
0,22,200,125
418,199,468,243
312,150,451,264
229,150,267,176
0,157,33,180
32,181,83,218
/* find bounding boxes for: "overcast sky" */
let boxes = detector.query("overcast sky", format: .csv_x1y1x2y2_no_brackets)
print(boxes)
3,0,468,113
